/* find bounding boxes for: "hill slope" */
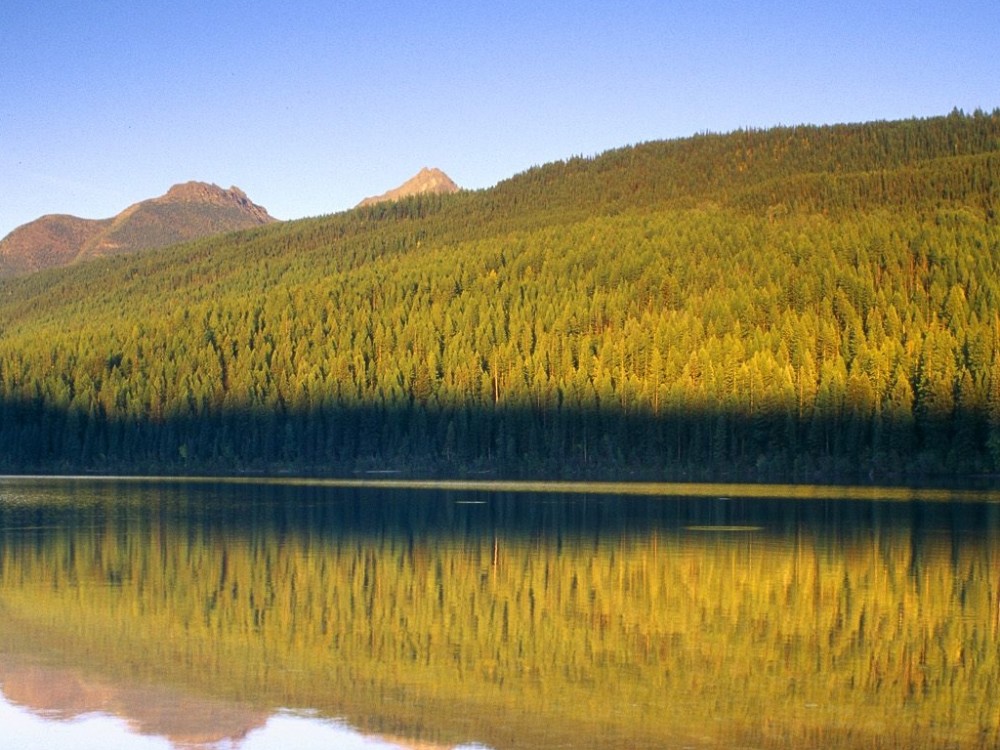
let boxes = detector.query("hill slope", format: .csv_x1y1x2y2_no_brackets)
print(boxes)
1,110,999,480
0,214,111,276
0,182,276,277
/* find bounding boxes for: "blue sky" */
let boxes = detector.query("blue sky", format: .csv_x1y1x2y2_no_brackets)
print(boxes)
2,1,998,238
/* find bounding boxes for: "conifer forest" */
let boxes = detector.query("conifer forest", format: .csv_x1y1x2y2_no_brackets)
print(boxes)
2,110,1000,481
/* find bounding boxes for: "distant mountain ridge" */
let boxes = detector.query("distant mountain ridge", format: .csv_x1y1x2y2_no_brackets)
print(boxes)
0,182,276,277
357,167,459,207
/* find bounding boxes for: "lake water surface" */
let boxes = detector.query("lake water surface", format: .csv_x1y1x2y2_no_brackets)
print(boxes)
0,477,998,749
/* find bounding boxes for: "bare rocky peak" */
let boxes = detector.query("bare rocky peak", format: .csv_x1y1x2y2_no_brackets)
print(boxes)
129,181,275,224
0,181,277,277
358,167,460,207
152,182,274,223
163,181,230,201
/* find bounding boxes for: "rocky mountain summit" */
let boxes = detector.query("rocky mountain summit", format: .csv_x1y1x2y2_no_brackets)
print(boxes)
157,182,273,223
357,167,459,207
0,182,276,277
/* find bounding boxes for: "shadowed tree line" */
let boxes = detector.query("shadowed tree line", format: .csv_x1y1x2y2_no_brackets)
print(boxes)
0,399,993,482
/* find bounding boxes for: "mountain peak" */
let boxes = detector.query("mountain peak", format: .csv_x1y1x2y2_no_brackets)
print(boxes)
155,182,273,223
357,168,459,207
163,181,232,201
0,182,276,277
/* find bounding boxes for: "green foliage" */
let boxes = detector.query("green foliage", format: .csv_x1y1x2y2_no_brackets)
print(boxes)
2,110,1000,478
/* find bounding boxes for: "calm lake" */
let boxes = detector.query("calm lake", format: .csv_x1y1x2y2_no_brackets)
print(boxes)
0,477,998,749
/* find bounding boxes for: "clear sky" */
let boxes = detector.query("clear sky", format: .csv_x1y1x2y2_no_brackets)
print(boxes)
2,1,998,238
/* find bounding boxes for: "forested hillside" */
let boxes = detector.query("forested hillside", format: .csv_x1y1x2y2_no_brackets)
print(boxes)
2,110,1000,480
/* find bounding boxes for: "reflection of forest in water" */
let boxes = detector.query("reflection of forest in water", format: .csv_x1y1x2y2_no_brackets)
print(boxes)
1,480,999,749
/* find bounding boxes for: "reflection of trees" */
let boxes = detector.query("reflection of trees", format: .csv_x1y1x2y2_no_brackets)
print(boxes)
0,484,998,749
